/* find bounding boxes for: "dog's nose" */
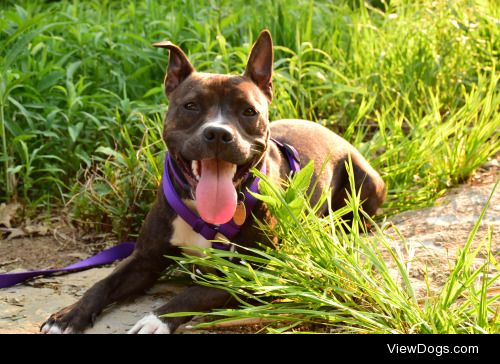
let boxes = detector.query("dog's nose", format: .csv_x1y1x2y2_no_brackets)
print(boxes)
202,126,234,144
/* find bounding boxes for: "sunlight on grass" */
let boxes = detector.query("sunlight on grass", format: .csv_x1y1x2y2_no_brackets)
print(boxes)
0,0,498,234
0,0,497,334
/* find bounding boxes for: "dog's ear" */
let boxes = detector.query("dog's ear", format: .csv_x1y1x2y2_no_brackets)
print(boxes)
153,41,195,95
244,30,273,102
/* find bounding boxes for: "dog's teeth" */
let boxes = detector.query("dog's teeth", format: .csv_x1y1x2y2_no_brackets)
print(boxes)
191,161,200,181
231,164,237,177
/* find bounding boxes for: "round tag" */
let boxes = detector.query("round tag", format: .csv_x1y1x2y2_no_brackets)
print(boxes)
232,201,247,226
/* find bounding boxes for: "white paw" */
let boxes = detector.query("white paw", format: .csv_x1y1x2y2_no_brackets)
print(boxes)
40,323,74,334
127,313,171,334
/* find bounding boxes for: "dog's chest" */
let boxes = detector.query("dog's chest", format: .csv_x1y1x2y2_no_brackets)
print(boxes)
170,199,212,255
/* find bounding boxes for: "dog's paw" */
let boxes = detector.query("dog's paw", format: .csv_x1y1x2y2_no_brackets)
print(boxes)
40,322,75,334
128,313,171,334
40,303,90,334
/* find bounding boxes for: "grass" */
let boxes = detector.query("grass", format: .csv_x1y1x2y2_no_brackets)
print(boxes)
0,0,498,333
0,0,498,236
165,162,499,333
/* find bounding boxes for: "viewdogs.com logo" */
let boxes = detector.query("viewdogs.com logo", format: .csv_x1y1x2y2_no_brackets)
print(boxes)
387,343,479,357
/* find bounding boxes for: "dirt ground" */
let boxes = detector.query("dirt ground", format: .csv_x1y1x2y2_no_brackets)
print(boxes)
0,157,498,334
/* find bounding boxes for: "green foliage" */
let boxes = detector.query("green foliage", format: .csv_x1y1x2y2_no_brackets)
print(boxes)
166,163,499,333
69,113,165,240
0,0,498,235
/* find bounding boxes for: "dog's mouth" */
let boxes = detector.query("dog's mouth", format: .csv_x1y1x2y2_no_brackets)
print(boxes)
174,155,259,225
176,156,255,187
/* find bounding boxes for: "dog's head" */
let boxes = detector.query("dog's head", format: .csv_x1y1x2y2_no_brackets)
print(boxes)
154,30,273,225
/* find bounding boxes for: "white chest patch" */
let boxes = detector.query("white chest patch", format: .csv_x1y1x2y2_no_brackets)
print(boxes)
170,199,211,255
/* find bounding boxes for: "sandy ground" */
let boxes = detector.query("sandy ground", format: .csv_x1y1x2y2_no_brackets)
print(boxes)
0,160,498,334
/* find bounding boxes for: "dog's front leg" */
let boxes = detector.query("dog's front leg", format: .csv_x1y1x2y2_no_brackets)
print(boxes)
128,286,234,334
41,196,177,334
40,250,172,334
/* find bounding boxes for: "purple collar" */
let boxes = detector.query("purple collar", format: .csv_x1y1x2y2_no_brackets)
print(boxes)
162,139,300,249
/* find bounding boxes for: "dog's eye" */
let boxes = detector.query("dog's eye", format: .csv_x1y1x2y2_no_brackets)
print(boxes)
184,102,199,111
242,107,257,117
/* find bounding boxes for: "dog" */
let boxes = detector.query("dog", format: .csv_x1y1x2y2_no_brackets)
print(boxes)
41,30,385,334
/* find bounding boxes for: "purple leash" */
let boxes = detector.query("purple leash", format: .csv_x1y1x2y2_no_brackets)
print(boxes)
0,139,301,289
0,242,135,289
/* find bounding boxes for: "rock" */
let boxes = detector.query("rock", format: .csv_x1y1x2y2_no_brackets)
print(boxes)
385,182,499,297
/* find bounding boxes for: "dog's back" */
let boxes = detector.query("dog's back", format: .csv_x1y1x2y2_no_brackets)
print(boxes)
270,119,386,216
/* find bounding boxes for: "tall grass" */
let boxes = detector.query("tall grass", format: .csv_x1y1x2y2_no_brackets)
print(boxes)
0,0,498,234
165,163,499,333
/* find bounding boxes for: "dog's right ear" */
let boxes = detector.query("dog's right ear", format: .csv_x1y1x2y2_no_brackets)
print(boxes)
153,41,195,95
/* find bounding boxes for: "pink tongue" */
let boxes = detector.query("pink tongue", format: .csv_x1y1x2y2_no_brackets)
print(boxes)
195,159,237,225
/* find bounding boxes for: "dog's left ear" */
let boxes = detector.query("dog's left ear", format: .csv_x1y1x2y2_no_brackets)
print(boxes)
153,41,195,96
244,30,273,102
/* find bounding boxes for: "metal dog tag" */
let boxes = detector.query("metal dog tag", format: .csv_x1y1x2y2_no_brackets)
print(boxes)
233,201,246,226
